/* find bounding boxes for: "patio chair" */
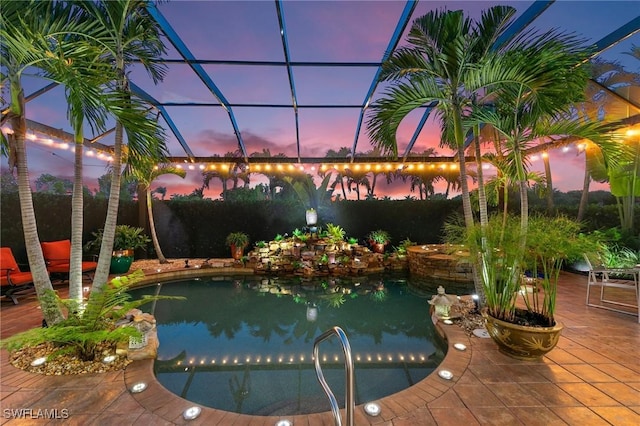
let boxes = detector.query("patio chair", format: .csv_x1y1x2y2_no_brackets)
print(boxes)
0,247,36,304
41,239,97,282
584,253,639,319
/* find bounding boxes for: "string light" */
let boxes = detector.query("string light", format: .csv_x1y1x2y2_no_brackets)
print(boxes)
13,127,609,175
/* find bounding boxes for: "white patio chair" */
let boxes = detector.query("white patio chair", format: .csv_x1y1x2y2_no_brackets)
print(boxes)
584,253,639,320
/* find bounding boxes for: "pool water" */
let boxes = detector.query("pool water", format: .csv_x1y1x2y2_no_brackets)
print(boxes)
130,274,467,416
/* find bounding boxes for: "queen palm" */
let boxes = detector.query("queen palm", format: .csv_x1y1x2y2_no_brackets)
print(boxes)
1,0,113,323
76,0,168,290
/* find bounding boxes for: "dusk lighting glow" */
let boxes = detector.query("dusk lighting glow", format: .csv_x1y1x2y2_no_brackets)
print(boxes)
7,1,637,200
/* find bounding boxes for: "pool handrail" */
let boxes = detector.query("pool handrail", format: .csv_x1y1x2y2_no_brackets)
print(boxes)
313,326,354,426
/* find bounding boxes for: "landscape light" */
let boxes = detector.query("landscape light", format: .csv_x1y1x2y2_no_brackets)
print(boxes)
182,406,201,420
130,382,147,393
364,402,381,416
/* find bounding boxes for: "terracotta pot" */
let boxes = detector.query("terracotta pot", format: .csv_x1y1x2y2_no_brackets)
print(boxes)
482,310,563,360
371,242,386,254
230,244,245,260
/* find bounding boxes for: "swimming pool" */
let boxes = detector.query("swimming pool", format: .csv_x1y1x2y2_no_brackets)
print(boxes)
130,274,468,416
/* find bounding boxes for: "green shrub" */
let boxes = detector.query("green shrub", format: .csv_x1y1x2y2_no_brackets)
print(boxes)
0,271,184,361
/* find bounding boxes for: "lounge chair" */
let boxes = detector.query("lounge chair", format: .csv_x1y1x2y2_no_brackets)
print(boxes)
41,239,97,282
584,253,639,319
0,247,36,304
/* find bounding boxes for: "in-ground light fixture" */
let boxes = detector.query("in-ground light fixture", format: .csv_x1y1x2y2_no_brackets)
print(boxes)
364,402,381,416
129,382,147,393
275,420,292,426
30,357,47,367
183,406,201,420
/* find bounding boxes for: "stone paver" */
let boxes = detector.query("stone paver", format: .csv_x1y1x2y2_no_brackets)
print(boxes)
1,268,638,425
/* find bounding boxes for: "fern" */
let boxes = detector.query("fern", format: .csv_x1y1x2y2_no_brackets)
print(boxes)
1,270,185,361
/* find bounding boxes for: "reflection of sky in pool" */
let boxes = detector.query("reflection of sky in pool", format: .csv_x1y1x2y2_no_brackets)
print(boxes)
130,275,453,416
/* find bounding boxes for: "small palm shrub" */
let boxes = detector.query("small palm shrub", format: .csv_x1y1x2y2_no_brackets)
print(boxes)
0,271,184,361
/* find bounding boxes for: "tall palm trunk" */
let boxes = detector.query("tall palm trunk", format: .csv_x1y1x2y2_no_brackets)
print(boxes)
147,187,168,263
577,165,590,222
9,88,63,324
69,123,85,301
92,121,124,288
474,125,488,227
453,111,484,301
542,153,555,214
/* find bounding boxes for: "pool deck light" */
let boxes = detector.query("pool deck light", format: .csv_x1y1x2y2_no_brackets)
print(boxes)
130,382,147,393
275,420,292,426
364,402,381,416
438,369,453,380
183,406,201,420
30,357,47,367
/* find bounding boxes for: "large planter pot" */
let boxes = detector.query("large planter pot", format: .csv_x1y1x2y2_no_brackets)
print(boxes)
110,249,134,274
482,310,563,360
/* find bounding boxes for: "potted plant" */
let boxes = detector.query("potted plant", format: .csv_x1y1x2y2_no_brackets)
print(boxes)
85,225,151,274
446,214,599,359
226,232,250,261
367,229,391,254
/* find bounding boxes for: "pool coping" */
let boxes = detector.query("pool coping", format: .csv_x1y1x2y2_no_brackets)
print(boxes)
124,269,473,425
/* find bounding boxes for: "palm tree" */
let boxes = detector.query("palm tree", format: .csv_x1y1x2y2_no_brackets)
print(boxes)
76,0,169,290
0,0,112,323
202,152,245,199
324,147,351,199
343,166,371,200
574,58,639,222
470,33,624,234
366,6,522,299
367,6,521,232
127,161,186,263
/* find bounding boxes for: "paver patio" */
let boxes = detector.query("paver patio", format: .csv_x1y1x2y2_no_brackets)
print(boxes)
1,265,639,425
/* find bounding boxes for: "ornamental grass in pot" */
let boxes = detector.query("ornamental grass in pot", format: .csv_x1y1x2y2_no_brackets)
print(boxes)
225,232,250,260
446,214,599,359
367,229,391,254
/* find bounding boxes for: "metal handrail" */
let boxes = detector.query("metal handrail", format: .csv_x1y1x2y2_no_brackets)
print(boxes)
313,326,354,426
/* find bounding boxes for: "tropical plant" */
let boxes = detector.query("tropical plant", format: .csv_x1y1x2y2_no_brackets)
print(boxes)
367,229,391,245
225,232,250,248
0,271,184,361
394,238,416,256
85,225,151,253
325,223,346,243
366,6,523,299
127,161,186,263
575,57,639,223
285,173,333,211
0,0,115,324
78,0,169,291
292,228,309,243
445,214,599,326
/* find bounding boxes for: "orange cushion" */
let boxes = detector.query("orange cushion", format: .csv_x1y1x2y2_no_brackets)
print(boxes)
47,261,97,274
41,240,71,267
81,261,98,273
0,247,20,274
1,271,33,287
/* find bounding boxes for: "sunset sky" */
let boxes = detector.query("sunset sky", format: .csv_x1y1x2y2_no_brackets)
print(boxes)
7,0,640,199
